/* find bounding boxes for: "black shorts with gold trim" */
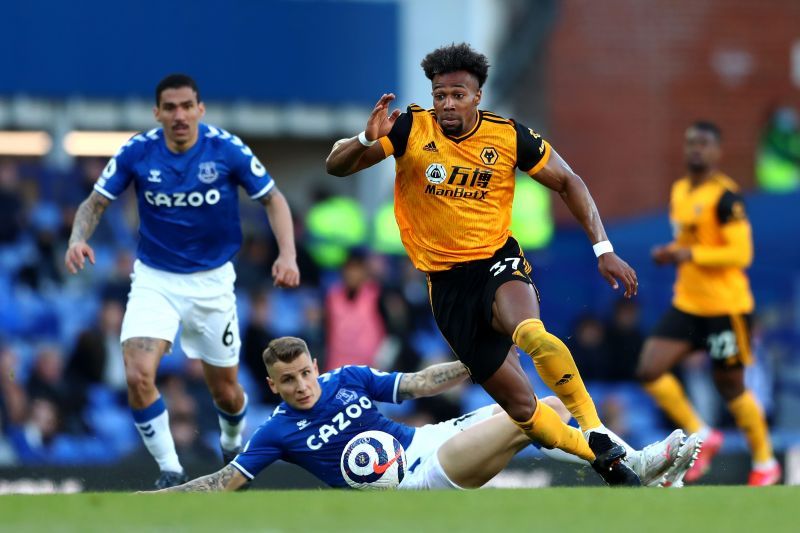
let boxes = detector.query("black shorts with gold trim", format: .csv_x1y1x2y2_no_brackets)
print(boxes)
426,236,540,383
651,306,753,367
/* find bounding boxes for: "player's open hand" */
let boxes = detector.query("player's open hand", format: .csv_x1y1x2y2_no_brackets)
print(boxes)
65,241,96,274
598,253,638,298
272,255,300,288
365,93,401,142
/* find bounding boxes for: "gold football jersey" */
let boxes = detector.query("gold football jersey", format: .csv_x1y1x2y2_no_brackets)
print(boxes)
379,104,550,272
670,172,754,315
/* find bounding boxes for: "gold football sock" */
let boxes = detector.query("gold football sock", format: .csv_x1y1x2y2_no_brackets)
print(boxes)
513,318,601,431
642,373,704,434
511,400,595,462
727,390,774,463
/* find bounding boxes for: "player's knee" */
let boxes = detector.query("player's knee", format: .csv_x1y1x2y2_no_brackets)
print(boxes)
513,319,570,360
635,363,661,384
500,391,537,423
209,383,242,411
713,372,745,401
124,365,155,396
512,318,545,353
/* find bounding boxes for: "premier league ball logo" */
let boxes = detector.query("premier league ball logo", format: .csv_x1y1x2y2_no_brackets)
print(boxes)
340,430,406,490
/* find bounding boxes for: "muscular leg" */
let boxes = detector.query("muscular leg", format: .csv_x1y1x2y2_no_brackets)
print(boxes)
487,396,570,421
490,281,640,484
124,337,170,409
438,413,531,488
123,337,183,473
714,366,774,465
636,338,705,434
202,362,245,413
636,337,693,383
492,281,601,432
481,355,594,463
202,362,247,455
480,350,536,422
441,395,632,488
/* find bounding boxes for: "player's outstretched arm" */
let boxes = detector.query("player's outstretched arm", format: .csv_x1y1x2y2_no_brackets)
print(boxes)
531,149,638,298
260,188,300,288
325,93,398,176
64,191,110,274
147,465,248,493
397,361,470,400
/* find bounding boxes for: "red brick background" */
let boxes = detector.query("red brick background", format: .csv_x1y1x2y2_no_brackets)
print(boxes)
544,0,800,221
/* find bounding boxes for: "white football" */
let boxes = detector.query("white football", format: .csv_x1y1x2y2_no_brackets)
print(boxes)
340,430,406,490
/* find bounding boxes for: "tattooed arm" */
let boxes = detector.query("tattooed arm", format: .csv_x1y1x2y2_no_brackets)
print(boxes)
259,187,300,288
397,361,470,400
65,191,111,274
153,465,249,493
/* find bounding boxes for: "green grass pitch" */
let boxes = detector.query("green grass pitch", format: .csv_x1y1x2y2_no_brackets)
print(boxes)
1,486,796,533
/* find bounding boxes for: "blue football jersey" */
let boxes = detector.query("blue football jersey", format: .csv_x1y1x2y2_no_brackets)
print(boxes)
231,365,416,488
93,123,274,273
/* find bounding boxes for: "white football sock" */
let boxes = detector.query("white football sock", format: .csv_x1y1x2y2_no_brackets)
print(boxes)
216,393,248,451
132,397,182,473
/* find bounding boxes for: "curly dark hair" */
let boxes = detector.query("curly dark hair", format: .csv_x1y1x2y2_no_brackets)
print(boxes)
420,43,490,87
690,120,722,142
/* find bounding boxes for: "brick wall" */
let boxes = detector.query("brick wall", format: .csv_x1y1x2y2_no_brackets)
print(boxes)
543,0,800,221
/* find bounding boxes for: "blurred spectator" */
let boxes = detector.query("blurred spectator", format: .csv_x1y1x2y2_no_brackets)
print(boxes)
374,288,421,372
170,410,218,466
756,105,800,192
25,344,85,433
324,249,386,370
0,160,24,243
99,250,135,304
0,347,27,428
235,236,273,292
604,299,644,382
9,398,62,462
0,411,17,465
397,257,435,330
305,188,368,270
241,290,279,404
597,395,629,441
158,372,218,464
17,218,63,289
66,298,127,396
566,314,609,382
284,213,321,288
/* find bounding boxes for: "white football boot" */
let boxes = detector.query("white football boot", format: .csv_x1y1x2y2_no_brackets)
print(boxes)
662,432,703,488
626,429,686,487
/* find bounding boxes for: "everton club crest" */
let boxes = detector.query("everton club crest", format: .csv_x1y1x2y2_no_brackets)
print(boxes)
198,161,219,184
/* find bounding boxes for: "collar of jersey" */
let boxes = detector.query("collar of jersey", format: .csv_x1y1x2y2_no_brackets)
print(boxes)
158,124,206,159
431,110,483,144
682,171,730,192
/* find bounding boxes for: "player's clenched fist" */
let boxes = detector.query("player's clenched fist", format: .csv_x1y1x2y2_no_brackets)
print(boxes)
272,256,300,288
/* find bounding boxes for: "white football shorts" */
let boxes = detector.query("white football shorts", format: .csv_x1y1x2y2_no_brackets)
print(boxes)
120,259,241,367
399,404,495,490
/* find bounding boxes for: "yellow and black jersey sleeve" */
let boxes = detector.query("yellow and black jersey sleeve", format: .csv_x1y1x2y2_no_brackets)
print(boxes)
717,190,748,224
379,105,421,158
692,189,753,269
514,120,551,175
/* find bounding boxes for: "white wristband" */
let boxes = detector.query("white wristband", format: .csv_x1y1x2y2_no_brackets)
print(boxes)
593,240,614,257
358,131,377,147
